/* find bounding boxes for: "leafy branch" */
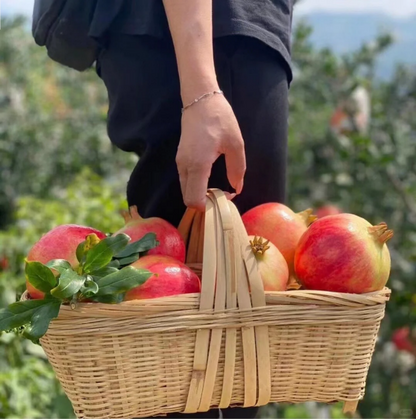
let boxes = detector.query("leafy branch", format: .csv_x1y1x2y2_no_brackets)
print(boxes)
0,232,158,343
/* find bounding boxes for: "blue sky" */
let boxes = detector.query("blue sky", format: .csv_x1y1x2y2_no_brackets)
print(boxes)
3,0,416,18
297,0,416,17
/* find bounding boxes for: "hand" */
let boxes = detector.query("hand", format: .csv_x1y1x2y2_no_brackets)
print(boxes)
176,93,246,210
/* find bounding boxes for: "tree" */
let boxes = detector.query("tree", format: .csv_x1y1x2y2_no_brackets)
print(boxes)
288,20,416,419
0,18,134,229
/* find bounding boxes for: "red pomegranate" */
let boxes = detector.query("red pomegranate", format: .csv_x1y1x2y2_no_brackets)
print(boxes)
294,214,393,293
392,327,416,354
249,236,289,291
0,256,9,271
316,204,342,219
26,225,106,299
125,255,201,300
242,203,316,274
113,206,186,263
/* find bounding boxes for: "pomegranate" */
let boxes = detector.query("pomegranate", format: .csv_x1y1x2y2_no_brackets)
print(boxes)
26,224,106,299
294,214,393,293
125,255,200,300
242,203,316,274
113,206,186,263
249,236,289,291
0,256,9,271
316,204,342,219
392,327,416,355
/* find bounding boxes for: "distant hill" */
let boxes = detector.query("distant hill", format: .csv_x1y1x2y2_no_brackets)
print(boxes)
294,12,416,79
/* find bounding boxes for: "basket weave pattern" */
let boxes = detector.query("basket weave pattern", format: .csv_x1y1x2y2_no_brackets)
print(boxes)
38,190,389,419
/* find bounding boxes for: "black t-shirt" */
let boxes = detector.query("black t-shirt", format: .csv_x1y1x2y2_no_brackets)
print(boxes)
89,0,294,81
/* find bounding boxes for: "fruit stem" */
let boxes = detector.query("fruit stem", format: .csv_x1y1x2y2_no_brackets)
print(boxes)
250,236,270,255
121,205,143,224
368,222,394,244
70,296,78,310
297,208,318,226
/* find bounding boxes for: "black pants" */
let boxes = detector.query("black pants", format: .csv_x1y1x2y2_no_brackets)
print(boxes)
97,34,289,419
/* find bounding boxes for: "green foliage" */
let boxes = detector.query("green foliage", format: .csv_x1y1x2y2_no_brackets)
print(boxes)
0,335,73,419
0,169,129,418
115,233,159,258
49,269,86,299
25,262,57,292
1,231,155,346
0,17,135,229
0,168,127,252
94,266,151,297
23,300,61,342
83,235,130,273
288,21,416,419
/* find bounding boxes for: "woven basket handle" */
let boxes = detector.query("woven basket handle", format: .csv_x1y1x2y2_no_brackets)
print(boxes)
179,189,271,413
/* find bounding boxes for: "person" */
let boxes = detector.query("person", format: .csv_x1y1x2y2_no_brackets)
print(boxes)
90,1,294,417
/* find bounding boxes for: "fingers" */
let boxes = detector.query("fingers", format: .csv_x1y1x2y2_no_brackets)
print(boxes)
177,148,211,211
178,167,188,207
223,192,237,201
177,141,244,210
183,166,211,211
180,167,238,210
224,138,246,194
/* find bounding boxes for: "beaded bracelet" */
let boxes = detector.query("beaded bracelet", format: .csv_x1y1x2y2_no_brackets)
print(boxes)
181,90,224,113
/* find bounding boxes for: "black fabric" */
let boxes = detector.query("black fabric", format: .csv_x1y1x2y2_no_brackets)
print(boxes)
97,34,288,229
32,0,99,71
90,0,294,82
32,0,67,45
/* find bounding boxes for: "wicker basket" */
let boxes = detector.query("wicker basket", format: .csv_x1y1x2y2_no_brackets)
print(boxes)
37,189,390,419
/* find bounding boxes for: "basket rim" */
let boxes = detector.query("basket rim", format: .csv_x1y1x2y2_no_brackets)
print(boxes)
21,287,391,319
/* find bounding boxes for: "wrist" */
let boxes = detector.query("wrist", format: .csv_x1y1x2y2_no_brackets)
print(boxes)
179,59,219,104
179,69,219,104
181,89,224,114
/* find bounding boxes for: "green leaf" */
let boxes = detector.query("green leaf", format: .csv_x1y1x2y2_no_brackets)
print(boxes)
90,266,119,278
0,299,60,332
76,240,86,263
83,234,130,273
80,277,99,298
90,294,125,304
117,254,140,266
108,259,121,269
46,259,72,275
115,233,158,258
95,266,152,296
22,330,41,345
24,300,61,339
25,261,57,293
50,270,86,300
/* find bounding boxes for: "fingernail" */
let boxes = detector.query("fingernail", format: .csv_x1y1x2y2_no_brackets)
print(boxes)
236,180,244,194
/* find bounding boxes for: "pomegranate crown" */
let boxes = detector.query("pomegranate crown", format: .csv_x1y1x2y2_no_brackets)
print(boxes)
297,208,318,226
368,222,394,244
120,205,143,224
250,236,270,255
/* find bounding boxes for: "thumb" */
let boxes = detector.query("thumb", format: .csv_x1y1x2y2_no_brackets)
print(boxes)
224,139,246,194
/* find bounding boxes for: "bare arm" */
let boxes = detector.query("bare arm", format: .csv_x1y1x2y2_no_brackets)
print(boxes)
163,0,217,103
163,0,246,210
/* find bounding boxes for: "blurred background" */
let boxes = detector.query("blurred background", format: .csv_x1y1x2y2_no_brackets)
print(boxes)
0,1,415,418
